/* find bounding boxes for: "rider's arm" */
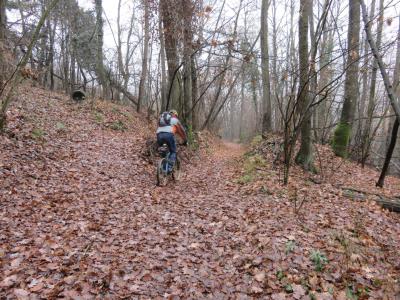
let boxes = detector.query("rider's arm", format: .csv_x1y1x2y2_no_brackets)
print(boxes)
171,117,187,142
175,122,187,142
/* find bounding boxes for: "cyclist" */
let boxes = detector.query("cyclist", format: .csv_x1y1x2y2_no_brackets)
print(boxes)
156,109,188,173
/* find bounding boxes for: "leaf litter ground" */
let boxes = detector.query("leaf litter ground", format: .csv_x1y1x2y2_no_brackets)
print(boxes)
0,87,399,299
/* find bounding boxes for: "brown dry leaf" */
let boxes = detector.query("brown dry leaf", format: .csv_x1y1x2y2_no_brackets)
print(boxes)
292,284,306,299
309,275,318,289
271,292,287,300
13,288,30,300
29,282,44,293
63,275,76,285
254,271,266,282
250,285,263,294
1,275,18,288
336,290,348,300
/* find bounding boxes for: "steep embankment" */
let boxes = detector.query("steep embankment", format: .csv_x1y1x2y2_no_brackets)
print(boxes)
0,87,399,299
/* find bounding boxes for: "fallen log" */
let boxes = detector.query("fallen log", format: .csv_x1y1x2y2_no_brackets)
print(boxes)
342,187,400,213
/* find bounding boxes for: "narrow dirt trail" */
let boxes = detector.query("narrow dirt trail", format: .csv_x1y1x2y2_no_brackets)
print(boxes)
1,104,271,299
1,119,270,299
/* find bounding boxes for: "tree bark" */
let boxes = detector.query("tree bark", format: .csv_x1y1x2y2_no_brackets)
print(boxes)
332,0,361,157
376,119,399,187
0,0,6,41
182,0,193,126
295,0,313,170
46,8,57,90
317,30,334,144
0,0,7,90
159,0,168,112
160,0,181,111
358,0,375,146
191,55,198,130
137,0,150,112
260,0,272,134
95,0,108,99
116,0,126,100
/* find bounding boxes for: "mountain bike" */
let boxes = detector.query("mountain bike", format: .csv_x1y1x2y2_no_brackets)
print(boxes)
156,143,182,186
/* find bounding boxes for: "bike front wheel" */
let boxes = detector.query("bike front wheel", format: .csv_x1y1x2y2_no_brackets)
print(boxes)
172,158,182,181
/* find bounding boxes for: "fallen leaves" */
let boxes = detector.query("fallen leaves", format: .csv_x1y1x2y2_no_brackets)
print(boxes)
0,87,399,298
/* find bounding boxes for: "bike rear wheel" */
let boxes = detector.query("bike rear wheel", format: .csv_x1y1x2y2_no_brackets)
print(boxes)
156,158,168,186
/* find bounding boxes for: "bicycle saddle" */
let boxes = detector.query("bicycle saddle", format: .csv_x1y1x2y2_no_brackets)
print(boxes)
158,144,169,157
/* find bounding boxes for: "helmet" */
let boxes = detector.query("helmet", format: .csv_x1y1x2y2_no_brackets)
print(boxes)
169,109,178,117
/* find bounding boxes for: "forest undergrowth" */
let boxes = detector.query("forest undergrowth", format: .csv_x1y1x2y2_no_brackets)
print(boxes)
0,87,399,299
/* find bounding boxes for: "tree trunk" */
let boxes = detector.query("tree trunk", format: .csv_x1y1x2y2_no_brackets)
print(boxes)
191,55,198,130
332,0,361,157
46,10,57,90
37,0,48,86
308,0,318,143
60,19,69,92
230,88,235,140
182,0,193,126
116,0,127,101
0,0,6,41
376,119,399,187
159,0,168,112
0,0,7,90
317,29,334,144
361,0,384,166
260,0,272,134
160,0,181,112
239,69,246,140
271,0,280,131
376,16,400,187
357,0,376,150
95,0,108,99
137,0,150,112
295,0,313,170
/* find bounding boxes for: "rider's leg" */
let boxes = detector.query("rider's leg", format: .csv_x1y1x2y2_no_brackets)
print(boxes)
156,133,165,146
156,132,177,172
165,133,177,172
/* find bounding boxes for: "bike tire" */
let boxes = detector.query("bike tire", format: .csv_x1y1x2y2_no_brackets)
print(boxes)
172,157,182,181
156,158,168,186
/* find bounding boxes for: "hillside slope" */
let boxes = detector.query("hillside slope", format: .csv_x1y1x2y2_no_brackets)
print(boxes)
0,87,399,299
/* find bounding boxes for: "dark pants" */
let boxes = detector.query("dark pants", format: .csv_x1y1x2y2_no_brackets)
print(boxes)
157,132,177,169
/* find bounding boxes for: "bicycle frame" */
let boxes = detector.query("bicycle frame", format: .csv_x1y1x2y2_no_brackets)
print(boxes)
156,145,181,186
